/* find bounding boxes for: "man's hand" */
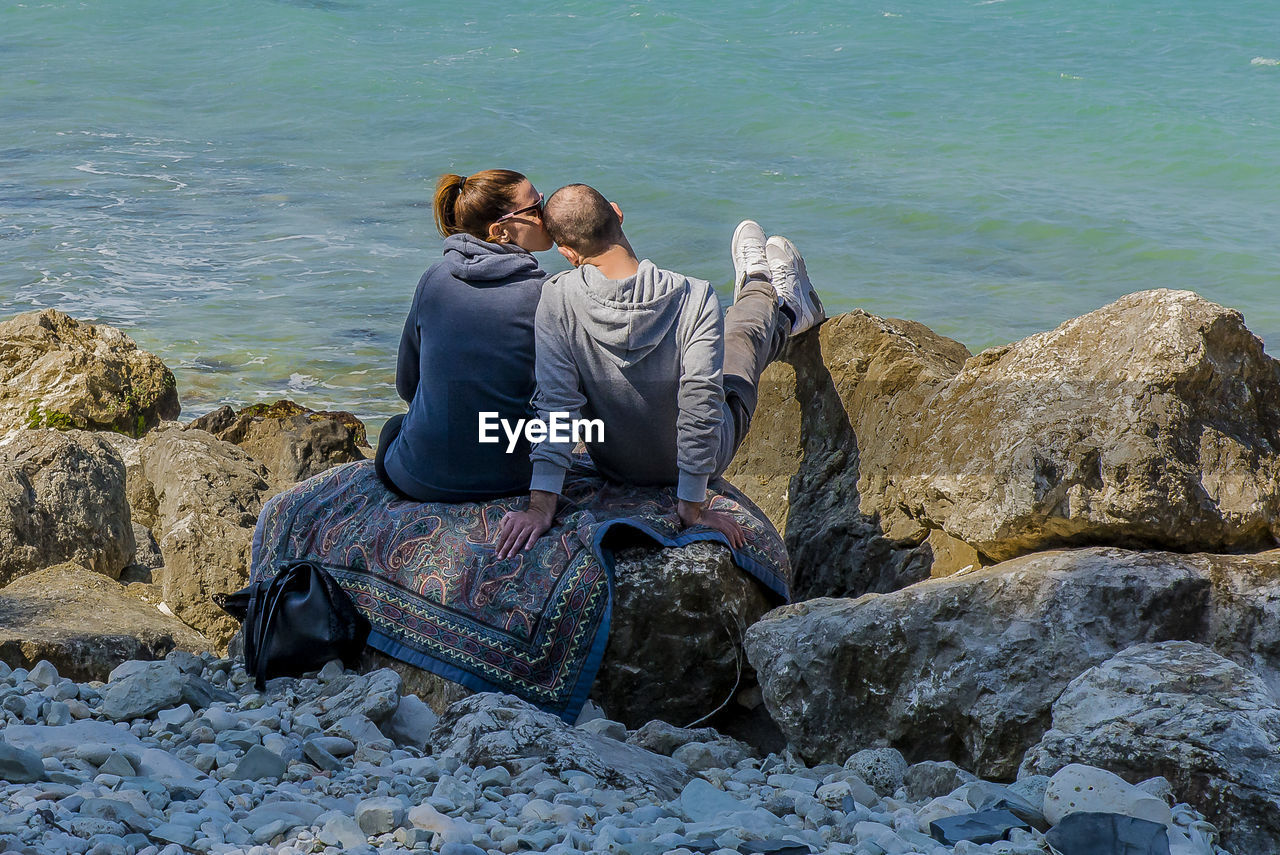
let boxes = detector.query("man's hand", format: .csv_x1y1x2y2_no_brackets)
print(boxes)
495,490,557,559
677,498,746,549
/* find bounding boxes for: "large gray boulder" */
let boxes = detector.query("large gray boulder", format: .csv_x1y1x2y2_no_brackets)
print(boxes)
134,427,277,647
0,563,212,682
0,429,134,587
428,693,690,798
866,289,1280,564
724,310,969,598
1022,641,1280,855
188,399,370,486
0,309,178,438
745,547,1211,779
595,541,773,730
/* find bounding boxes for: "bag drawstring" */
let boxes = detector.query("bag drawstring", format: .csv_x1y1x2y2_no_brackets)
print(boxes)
242,577,269,684
253,568,299,691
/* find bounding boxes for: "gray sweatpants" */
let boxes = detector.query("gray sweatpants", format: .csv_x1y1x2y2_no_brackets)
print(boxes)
711,275,789,477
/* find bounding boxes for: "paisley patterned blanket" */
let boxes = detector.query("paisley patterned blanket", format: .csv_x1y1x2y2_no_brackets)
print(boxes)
249,455,790,722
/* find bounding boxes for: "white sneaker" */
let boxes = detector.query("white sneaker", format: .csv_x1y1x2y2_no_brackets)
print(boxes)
766,235,826,336
731,220,770,301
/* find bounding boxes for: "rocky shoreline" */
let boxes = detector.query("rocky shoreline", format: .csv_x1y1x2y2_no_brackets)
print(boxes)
3,287,1280,854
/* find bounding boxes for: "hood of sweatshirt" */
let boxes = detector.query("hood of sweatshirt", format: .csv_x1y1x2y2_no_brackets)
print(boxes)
566,259,692,366
442,234,544,282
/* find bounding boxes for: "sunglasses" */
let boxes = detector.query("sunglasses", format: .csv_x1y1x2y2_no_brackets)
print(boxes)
494,192,545,223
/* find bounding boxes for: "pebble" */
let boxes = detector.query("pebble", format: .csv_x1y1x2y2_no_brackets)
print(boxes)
308,734,355,755
320,812,366,848
27,660,60,689
678,778,746,822
0,740,48,783
302,740,343,772
156,703,195,728
231,745,288,781
200,707,238,732
355,796,406,834
576,717,628,741
98,752,138,778
844,748,908,798
475,765,511,789
45,701,71,727
673,740,747,772
1043,763,1174,826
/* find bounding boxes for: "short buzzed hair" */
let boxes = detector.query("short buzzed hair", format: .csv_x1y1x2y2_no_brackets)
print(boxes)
542,184,626,257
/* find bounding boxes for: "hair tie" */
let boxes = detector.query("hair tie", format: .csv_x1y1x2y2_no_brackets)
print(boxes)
458,176,468,193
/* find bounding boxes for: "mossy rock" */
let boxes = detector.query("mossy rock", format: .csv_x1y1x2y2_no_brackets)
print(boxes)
2,309,180,437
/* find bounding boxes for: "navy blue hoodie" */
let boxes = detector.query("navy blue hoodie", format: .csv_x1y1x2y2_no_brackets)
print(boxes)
382,234,546,501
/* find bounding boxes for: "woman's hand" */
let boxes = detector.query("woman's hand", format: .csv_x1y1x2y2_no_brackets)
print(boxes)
677,498,746,549
495,490,557,559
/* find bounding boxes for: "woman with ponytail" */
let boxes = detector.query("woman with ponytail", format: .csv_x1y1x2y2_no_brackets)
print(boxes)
376,169,553,502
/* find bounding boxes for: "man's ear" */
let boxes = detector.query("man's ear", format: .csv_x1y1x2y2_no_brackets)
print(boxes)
610,202,624,225
557,245,580,266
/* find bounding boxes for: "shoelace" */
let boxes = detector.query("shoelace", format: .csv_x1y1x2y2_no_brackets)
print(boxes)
735,239,767,273
770,258,801,303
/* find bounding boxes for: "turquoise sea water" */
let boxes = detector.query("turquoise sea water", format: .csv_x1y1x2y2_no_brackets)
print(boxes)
3,1,1278,434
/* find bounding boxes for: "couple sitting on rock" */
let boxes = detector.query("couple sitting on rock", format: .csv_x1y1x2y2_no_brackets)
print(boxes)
373,168,825,555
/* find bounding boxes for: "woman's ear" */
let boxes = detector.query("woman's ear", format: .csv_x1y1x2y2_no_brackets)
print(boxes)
557,245,580,267
488,223,509,244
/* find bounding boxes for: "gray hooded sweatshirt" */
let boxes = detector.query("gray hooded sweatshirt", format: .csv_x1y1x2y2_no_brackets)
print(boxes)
528,259,732,502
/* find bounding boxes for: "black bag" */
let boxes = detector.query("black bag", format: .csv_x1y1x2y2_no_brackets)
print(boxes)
215,561,370,691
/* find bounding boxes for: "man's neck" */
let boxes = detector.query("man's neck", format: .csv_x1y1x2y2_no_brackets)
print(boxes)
579,243,640,280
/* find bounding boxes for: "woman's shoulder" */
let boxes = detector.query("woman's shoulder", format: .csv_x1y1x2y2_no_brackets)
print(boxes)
414,258,546,318
414,257,454,287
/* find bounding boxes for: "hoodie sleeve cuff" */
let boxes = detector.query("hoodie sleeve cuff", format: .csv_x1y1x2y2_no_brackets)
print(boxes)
676,471,710,503
530,461,568,496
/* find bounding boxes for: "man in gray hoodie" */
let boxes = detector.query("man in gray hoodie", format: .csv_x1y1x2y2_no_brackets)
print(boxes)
494,184,824,558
